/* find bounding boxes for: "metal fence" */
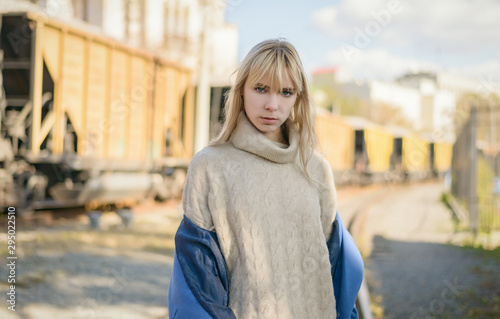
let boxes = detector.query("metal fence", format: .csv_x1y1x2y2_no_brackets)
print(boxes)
452,104,500,233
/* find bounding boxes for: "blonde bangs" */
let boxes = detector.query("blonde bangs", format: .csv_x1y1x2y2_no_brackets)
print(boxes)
245,48,304,96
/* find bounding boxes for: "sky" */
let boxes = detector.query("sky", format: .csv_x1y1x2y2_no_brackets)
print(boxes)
225,0,500,84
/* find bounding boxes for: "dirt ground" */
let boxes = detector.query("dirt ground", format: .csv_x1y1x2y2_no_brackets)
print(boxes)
0,200,183,319
362,182,500,319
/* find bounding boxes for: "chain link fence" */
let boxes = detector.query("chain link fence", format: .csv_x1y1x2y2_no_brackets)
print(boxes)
452,104,500,233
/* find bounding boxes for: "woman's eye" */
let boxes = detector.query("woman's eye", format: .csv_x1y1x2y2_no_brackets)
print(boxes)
282,90,293,97
255,86,266,93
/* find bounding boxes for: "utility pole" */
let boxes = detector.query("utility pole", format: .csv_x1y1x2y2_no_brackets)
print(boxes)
194,0,211,153
469,104,478,237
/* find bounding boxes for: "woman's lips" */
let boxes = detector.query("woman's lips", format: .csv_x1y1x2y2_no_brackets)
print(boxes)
261,117,278,124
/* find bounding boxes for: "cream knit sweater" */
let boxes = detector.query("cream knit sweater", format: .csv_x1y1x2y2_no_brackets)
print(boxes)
182,112,337,319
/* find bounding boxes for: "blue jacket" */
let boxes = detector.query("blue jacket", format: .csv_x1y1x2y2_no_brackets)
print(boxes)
168,214,364,319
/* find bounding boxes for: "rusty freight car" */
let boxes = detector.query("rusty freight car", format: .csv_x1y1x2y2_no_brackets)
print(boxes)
0,9,194,212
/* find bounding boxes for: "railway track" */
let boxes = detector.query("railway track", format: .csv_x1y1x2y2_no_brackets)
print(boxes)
337,183,400,319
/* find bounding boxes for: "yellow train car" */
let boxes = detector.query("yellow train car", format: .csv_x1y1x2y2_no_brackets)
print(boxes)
315,109,354,182
402,136,430,175
344,116,394,183
364,127,394,173
0,11,194,211
386,125,431,180
432,141,453,175
152,59,195,161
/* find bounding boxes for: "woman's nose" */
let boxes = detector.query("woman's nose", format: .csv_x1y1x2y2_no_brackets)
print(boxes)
265,94,279,111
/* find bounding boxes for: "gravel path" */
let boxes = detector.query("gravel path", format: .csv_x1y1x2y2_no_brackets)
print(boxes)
362,182,500,318
0,202,183,319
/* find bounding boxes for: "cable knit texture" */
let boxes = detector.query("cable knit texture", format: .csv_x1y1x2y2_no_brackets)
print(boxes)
183,112,338,319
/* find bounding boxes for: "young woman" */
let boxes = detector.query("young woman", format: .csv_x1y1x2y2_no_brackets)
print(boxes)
168,39,363,319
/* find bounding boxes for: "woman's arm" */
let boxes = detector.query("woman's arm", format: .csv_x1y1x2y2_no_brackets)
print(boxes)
327,214,364,319
168,216,236,319
315,154,338,240
168,150,236,318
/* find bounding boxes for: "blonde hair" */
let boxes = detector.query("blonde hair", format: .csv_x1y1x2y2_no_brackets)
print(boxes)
211,39,317,173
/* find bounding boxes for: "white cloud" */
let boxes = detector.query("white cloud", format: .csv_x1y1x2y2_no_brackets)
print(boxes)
452,60,500,79
310,7,337,30
327,48,500,87
311,0,500,82
310,0,405,36
311,0,500,55
327,48,438,82
451,60,500,90
310,6,349,38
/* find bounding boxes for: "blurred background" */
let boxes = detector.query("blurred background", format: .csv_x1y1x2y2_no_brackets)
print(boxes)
0,0,499,318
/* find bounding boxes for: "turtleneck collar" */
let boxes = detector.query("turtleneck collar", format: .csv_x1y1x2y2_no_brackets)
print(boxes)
230,111,299,164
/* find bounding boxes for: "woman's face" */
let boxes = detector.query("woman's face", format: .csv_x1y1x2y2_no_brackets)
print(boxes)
242,71,298,143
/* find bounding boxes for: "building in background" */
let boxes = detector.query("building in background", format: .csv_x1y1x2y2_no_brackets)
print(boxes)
311,67,371,117
310,66,495,142
371,73,456,137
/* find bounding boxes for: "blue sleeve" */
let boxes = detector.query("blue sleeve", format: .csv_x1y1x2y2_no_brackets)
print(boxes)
327,214,364,319
168,216,236,319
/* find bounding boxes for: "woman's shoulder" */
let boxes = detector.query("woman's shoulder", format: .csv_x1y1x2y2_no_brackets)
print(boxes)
307,151,334,187
189,143,234,170
309,151,332,171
